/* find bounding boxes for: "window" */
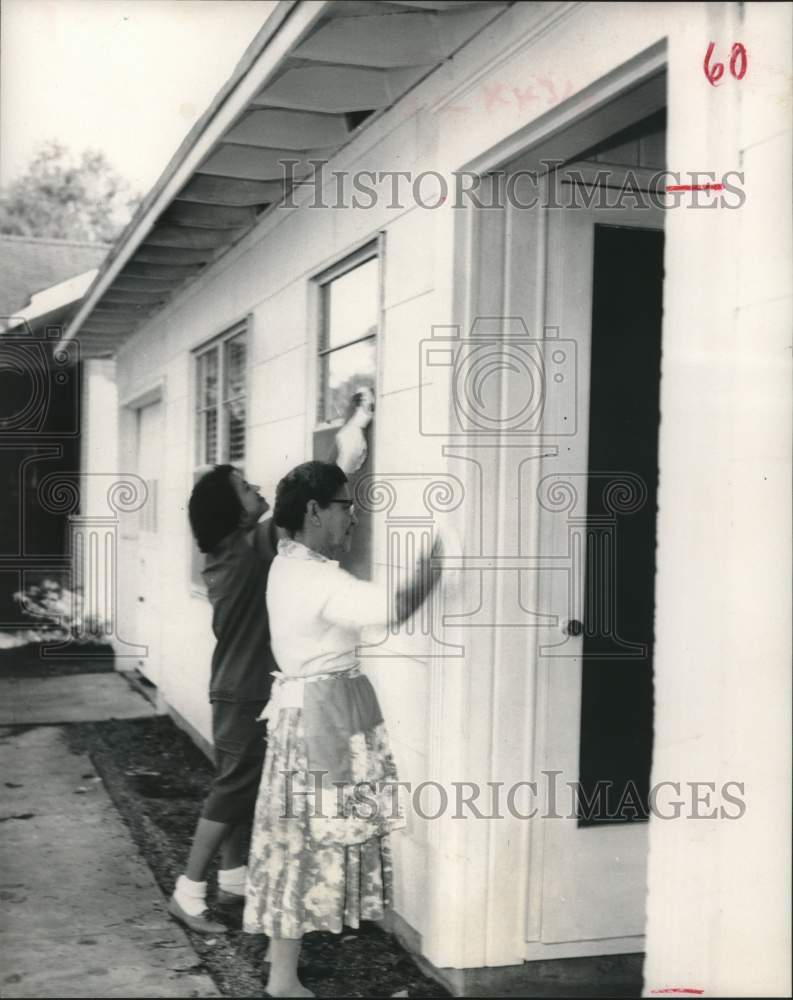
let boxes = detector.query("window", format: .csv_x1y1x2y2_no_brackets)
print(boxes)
195,322,247,467
317,253,378,425
314,247,380,580
191,321,248,587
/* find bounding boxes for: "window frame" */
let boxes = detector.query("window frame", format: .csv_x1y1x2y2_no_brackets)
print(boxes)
309,238,383,582
315,242,381,430
193,319,249,470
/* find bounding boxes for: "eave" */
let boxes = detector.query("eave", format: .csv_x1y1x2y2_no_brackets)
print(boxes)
59,0,510,359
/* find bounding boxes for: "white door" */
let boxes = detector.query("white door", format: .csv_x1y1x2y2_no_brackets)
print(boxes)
134,401,163,685
534,189,664,944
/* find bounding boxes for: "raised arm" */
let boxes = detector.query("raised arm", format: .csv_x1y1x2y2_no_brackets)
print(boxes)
321,532,444,631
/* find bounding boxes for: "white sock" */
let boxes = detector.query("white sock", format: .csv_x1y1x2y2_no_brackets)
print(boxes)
173,874,208,917
218,864,247,895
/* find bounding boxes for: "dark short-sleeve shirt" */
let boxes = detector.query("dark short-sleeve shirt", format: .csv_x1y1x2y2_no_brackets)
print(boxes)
202,518,279,703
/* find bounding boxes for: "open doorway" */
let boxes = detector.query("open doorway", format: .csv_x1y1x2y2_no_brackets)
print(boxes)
455,76,669,959
532,112,666,948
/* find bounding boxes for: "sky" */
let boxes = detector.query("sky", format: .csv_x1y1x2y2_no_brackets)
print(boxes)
0,0,276,196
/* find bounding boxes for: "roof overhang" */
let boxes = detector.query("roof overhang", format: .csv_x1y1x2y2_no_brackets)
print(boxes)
59,0,510,359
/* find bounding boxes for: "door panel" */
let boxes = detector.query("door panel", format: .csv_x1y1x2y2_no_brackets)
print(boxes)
135,401,163,685
537,199,663,943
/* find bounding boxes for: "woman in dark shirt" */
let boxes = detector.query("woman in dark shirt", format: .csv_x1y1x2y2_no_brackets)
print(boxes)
168,465,279,933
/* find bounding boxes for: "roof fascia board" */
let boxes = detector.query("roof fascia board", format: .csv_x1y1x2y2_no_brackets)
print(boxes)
58,0,329,352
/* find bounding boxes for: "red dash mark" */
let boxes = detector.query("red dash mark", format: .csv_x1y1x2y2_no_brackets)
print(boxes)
650,990,705,996
665,183,724,192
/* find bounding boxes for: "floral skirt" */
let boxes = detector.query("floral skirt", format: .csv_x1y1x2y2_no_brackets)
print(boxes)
243,702,404,939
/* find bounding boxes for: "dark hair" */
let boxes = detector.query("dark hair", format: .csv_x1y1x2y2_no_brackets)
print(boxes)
188,464,244,553
274,461,347,536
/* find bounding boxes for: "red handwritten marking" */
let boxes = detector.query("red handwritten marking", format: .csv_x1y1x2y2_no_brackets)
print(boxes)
441,77,574,115
512,84,538,112
704,41,748,86
730,42,748,80
483,81,510,111
650,989,705,995
665,183,725,192
704,42,725,86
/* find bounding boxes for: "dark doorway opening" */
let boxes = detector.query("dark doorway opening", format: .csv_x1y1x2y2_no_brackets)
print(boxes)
577,223,664,826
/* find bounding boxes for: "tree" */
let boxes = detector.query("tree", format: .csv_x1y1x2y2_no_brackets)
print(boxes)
0,140,139,243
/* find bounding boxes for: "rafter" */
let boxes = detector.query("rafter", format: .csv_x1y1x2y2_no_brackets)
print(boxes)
124,260,205,279
111,276,183,293
143,225,246,250
294,11,443,68
199,145,327,182
134,245,217,265
103,285,172,301
162,201,258,229
224,108,349,149
177,174,283,206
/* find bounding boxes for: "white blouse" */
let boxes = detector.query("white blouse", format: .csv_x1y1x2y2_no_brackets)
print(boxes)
266,539,391,678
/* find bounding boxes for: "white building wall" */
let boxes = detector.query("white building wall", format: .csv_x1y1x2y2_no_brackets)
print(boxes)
80,360,118,490
77,359,119,641
643,2,792,997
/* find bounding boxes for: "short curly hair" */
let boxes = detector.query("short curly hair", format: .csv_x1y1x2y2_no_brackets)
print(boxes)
274,461,347,536
188,465,244,553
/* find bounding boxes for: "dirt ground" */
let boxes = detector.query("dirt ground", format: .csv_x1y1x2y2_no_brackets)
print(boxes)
65,714,450,999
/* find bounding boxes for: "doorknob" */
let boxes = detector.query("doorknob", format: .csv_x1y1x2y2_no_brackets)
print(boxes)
563,618,583,636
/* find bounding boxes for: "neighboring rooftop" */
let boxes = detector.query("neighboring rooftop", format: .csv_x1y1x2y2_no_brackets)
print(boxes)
0,234,109,318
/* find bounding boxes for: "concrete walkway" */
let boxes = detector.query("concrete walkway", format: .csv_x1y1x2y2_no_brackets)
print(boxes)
0,673,219,998
0,671,160,725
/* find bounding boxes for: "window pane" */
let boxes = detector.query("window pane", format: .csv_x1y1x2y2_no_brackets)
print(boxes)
323,338,376,423
226,397,245,463
203,407,217,464
325,257,378,350
224,334,246,402
201,349,218,408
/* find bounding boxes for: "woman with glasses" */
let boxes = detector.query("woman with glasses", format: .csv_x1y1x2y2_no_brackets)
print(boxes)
243,460,443,998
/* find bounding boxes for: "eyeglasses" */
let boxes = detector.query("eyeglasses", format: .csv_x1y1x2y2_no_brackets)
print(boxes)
327,499,355,514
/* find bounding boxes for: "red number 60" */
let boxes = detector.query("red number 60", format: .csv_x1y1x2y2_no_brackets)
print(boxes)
704,41,748,86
